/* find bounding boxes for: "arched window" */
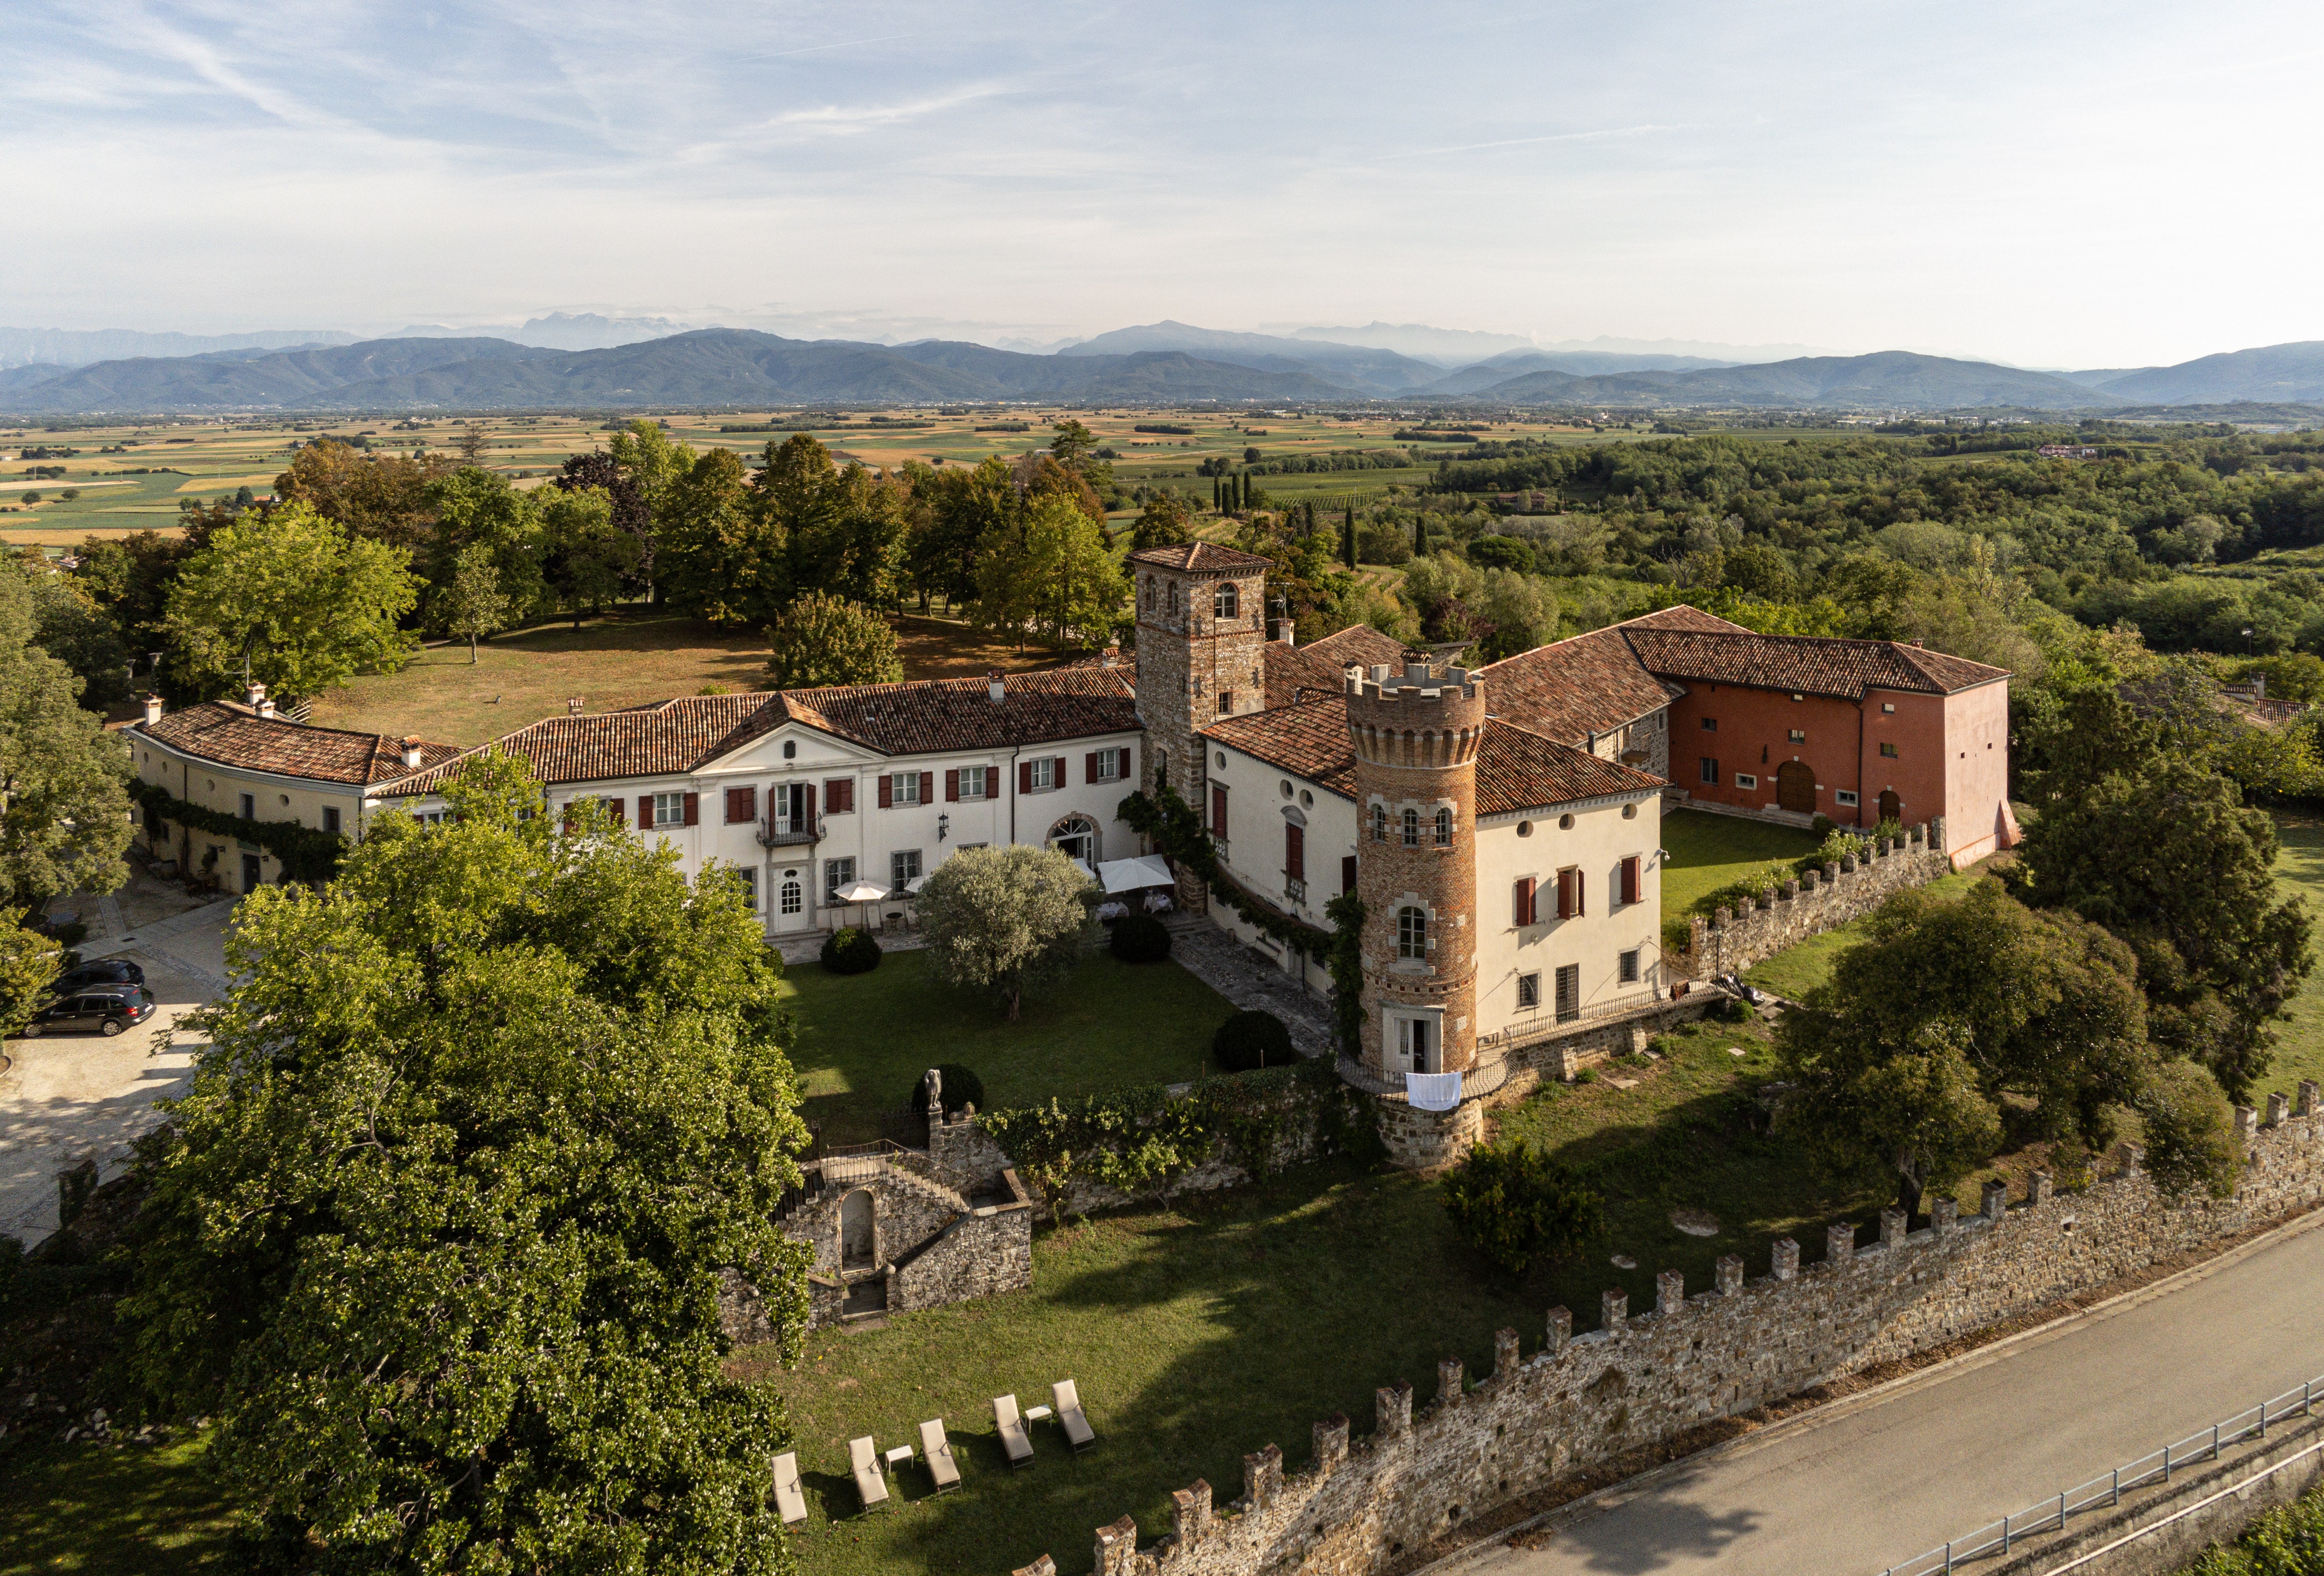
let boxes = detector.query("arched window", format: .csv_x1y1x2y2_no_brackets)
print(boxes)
1434,808,1452,846
1167,583,1178,614
1401,808,1419,846
1398,906,1427,959
1370,804,1386,842
1214,583,1239,619
1143,576,1154,610
780,879,802,916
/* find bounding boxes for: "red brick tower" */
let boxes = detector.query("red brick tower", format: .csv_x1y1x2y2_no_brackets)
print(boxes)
1347,659,1485,1081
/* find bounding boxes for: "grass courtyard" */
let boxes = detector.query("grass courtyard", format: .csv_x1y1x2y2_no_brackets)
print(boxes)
779,947,1245,1146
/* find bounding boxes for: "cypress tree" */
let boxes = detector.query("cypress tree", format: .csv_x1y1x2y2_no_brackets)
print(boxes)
1413,516,1426,557
1341,512,1357,570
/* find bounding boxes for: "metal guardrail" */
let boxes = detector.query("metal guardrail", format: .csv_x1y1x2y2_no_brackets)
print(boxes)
1477,988,1666,1049
1877,1371,2324,1576
1334,1054,1511,1102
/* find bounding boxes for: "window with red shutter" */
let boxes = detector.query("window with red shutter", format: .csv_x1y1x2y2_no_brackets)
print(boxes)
919,771,934,805
637,795,653,828
825,778,853,814
605,796,625,829
1556,868,1576,920
1285,823,1303,880
1211,785,1228,836
1516,877,1536,926
682,792,699,827
1086,751,1099,784
1019,760,1033,795
945,769,959,802
1621,855,1641,906
877,775,892,809
1051,757,1066,792
725,786,755,824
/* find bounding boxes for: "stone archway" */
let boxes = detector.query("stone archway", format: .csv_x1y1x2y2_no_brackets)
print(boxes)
1048,814,1098,866
1776,760,1816,814
839,1189,875,1268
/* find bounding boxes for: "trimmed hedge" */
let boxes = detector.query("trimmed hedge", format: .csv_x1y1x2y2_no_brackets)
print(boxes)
1213,1009,1295,1073
820,927,882,975
1108,913,1173,963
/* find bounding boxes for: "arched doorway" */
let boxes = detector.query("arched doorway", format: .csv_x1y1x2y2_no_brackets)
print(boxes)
1877,788,1902,824
1776,761,1816,814
1048,814,1098,866
839,1190,875,1268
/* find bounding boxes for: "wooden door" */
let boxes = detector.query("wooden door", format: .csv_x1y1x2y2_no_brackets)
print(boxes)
1878,788,1902,824
1776,760,1816,814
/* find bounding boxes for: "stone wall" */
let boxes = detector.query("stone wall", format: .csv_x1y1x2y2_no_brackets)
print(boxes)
1678,820,1950,983
1016,1081,2324,1576
891,1173,1037,1315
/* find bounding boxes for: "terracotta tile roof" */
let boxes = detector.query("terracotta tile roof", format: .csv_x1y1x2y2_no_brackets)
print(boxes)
1478,607,1731,747
1474,721,1665,815
1126,541,1275,574
135,702,463,786
1204,697,1358,798
1202,700,1663,813
1260,625,1417,710
375,666,1141,797
1622,628,2009,698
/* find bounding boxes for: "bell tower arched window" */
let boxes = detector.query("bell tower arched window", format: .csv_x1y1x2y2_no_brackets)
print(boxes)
1435,808,1452,846
1401,808,1419,846
1370,804,1387,842
1397,906,1427,959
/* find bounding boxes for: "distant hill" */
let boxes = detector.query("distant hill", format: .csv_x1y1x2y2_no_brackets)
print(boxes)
0,328,1353,414
1282,322,1540,365
1424,348,1737,396
2089,342,2324,405
1472,351,2123,410
0,325,359,370
1057,321,1442,392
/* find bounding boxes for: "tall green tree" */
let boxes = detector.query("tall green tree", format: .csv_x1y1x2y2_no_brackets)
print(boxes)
117,754,812,1574
436,546,518,663
972,492,1124,651
1049,419,1096,475
915,844,1093,1020
763,592,903,689
1342,507,1357,569
909,457,1011,613
538,483,640,628
0,569,132,906
12,555,130,707
1130,493,1193,552
424,468,546,621
660,447,779,628
161,502,422,703
0,910,62,1037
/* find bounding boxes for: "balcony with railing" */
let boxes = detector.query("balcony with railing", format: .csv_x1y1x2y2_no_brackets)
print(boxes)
1283,873,1306,904
757,814,822,849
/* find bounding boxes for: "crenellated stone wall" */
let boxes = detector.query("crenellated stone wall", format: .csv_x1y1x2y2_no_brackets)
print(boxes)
1015,1079,2324,1576
1678,819,1951,983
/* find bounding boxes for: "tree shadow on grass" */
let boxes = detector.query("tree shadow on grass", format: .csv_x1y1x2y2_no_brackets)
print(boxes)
0,1436,234,1574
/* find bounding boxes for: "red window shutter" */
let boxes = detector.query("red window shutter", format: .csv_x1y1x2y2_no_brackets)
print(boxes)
1020,760,1033,795
920,771,934,805
1621,855,1641,906
682,792,699,827
945,769,960,802
1211,785,1228,836
1052,757,1066,791
1086,751,1098,784
877,775,893,809
1341,854,1357,895
637,795,654,829
1516,877,1535,926
1286,823,1304,880
826,778,852,814
603,797,623,828
804,783,816,818
1556,868,1574,920
725,786,754,824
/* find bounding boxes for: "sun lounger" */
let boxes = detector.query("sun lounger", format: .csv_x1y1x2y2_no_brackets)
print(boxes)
1051,1379,1096,1452
849,1436,888,1512
919,1418,960,1492
993,1393,1035,1468
771,1451,807,1525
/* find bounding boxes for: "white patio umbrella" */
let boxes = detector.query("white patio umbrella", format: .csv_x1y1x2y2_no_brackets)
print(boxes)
1097,854,1175,895
833,880,888,929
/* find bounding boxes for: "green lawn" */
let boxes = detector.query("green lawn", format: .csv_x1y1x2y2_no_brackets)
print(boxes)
780,948,1244,1145
1658,807,1822,950
738,1159,1548,1576
2265,815,2324,1098
1743,869,1984,1001
0,1436,231,1575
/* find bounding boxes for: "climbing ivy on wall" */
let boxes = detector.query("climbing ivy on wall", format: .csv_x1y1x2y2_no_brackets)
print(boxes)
133,782,348,884
1118,786,1367,1058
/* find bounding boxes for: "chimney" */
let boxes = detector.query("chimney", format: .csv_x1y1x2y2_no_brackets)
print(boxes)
1277,620,1296,647
244,680,266,708
400,735,424,769
987,670,1006,706
566,696,585,716
142,694,163,725
256,696,276,720
1910,638,1924,647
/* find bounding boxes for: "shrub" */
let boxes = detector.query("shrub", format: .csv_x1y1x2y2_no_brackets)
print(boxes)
1467,534,1536,573
1213,1009,1295,1072
1811,814,1836,837
1442,1141,1606,1274
1109,913,1173,963
911,1063,985,1117
1809,828,1872,869
820,927,882,975
2186,1480,2324,1573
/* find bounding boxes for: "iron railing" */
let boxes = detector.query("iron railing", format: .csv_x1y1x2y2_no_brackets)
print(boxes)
1335,1053,1511,1102
1477,988,1665,1049
1877,1371,2324,1576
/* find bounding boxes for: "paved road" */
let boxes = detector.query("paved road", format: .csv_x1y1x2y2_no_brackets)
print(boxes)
1464,1213,2324,1576
0,894,232,1243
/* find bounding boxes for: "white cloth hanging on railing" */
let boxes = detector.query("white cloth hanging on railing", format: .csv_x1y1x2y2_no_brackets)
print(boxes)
1405,1071,1464,1112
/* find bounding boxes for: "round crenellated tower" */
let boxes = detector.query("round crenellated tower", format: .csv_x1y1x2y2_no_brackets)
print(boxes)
1346,659,1486,1083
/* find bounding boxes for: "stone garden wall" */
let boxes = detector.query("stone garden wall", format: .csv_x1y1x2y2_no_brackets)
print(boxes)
1014,1082,2324,1576
1679,819,1952,984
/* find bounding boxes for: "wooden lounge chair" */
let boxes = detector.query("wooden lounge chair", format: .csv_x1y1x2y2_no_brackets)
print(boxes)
1051,1379,1096,1452
849,1436,888,1512
993,1394,1035,1469
919,1418,960,1492
771,1451,807,1525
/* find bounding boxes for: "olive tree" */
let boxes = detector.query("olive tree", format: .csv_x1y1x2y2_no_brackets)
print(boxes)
914,844,1093,1020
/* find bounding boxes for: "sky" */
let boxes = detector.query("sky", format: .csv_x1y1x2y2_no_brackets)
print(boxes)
5,0,2322,369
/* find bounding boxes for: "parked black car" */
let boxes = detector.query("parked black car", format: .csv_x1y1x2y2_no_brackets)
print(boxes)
26,986,157,1036
44,958,146,998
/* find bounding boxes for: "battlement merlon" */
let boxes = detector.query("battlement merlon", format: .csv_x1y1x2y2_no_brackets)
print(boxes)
1344,660,1481,705
1345,662,1488,771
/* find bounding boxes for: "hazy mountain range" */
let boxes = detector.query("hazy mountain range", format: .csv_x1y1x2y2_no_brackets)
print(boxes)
2,319,2321,414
